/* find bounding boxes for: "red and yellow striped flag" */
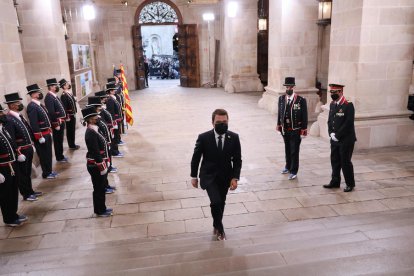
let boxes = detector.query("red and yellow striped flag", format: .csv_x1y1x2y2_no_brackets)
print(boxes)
119,64,134,126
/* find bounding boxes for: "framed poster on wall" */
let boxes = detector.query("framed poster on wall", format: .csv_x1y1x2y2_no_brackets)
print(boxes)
71,44,92,71
74,70,93,98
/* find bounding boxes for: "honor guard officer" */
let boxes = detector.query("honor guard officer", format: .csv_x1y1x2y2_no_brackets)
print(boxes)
4,92,42,201
323,84,356,193
26,84,56,179
0,104,28,226
87,97,117,193
95,91,120,160
82,106,113,217
106,83,124,158
276,77,308,180
59,78,80,150
108,76,126,138
45,78,68,162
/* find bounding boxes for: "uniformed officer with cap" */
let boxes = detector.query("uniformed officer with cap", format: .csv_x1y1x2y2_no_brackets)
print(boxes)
82,106,113,217
95,91,120,160
59,78,80,150
45,78,68,163
4,92,42,201
276,77,308,180
323,84,356,192
0,104,28,226
26,84,56,179
106,83,124,158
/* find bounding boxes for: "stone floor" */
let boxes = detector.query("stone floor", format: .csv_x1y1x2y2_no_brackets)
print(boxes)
1,81,414,273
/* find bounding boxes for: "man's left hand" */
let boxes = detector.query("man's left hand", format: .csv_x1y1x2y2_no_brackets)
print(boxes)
230,179,238,190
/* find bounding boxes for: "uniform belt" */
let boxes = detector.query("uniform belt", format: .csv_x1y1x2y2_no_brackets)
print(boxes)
41,129,51,136
19,145,33,150
87,158,109,164
0,162,13,167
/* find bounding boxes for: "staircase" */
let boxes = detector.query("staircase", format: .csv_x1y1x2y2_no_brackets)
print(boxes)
1,208,414,275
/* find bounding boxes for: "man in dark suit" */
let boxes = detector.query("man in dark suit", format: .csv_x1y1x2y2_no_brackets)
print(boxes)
44,78,68,162
106,83,124,158
276,77,308,180
59,79,80,150
323,84,356,192
26,84,55,179
191,109,242,241
4,92,42,201
144,58,149,87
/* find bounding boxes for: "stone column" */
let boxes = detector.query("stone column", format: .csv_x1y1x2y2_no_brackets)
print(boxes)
19,0,70,86
0,0,27,98
222,0,263,93
258,0,320,121
315,0,414,148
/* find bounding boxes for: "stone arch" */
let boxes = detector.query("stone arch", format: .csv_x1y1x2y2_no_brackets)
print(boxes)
135,0,183,25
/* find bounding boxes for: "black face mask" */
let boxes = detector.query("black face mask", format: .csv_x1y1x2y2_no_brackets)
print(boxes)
55,87,60,93
331,94,340,101
38,93,44,100
18,104,24,112
286,89,293,96
214,123,228,135
0,115,7,125
68,84,72,90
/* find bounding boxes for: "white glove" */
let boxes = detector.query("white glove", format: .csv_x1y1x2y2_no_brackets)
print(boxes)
39,137,46,144
0,173,4,184
330,133,339,142
55,126,61,131
113,124,118,130
17,154,26,162
66,118,71,122
100,168,108,175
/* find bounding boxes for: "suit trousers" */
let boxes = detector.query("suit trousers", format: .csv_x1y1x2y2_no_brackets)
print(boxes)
52,123,65,161
0,164,19,224
16,146,34,198
34,134,53,178
66,115,76,148
87,165,107,214
206,175,229,234
282,130,302,174
111,128,120,156
330,140,355,187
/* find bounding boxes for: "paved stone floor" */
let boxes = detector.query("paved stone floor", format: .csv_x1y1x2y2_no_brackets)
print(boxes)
1,81,414,254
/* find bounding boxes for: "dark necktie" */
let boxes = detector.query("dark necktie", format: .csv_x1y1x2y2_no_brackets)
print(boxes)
287,99,291,107
218,135,223,151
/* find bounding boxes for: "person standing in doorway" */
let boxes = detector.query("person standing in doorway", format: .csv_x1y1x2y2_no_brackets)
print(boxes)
191,109,242,241
323,84,356,192
277,77,308,180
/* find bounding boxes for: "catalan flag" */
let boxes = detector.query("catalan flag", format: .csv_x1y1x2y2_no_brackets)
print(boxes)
119,64,134,126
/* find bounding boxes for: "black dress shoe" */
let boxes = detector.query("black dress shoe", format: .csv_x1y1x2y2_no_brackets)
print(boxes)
344,186,354,192
69,145,80,150
323,184,340,189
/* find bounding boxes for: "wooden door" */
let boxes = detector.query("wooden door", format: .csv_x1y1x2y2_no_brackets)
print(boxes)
132,25,146,90
178,24,200,87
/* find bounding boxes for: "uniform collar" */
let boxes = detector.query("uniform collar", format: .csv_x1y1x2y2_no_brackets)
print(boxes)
8,110,21,120
31,99,41,105
88,124,99,132
286,92,296,102
48,91,57,98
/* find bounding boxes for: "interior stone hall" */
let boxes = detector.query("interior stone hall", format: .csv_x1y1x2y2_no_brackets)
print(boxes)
0,0,414,274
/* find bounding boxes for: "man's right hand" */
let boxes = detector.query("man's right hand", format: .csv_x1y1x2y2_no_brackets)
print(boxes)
191,178,198,188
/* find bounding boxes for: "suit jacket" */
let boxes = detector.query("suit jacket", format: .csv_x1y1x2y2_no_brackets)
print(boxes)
5,114,33,149
277,94,308,133
328,97,357,143
0,127,16,164
85,127,109,165
44,92,66,127
191,129,242,190
106,96,122,123
27,102,52,140
60,91,77,118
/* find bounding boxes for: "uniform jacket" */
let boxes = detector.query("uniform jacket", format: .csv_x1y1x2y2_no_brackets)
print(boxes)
45,92,66,127
27,101,52,140
191,129,242,190
106,95,122,123
60,91,77,118
277,94,308,134
5,113,33,151
328,97,357,143
85,126,110,171
97,119,111,144
0,127,16,164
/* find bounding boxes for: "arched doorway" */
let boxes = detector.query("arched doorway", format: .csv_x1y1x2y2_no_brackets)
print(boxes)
132,0,200,89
